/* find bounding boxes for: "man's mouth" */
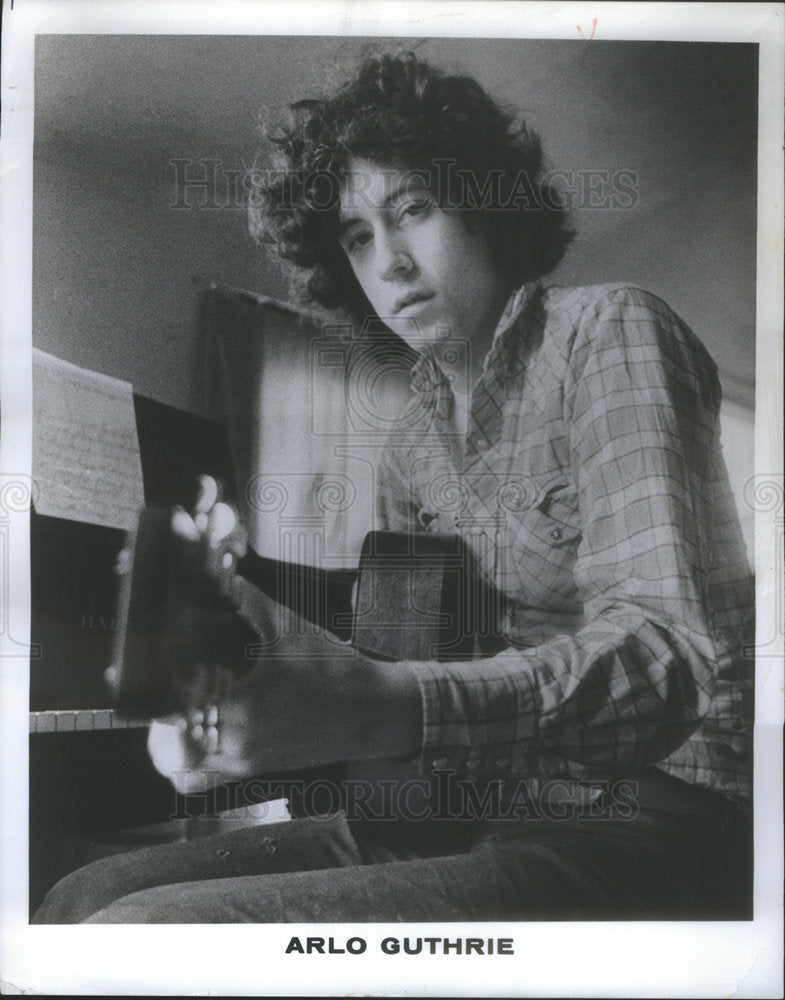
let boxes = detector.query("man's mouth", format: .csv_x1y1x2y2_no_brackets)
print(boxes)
392,292,435,315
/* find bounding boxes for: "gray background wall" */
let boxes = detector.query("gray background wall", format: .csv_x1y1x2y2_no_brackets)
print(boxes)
34,35,757,416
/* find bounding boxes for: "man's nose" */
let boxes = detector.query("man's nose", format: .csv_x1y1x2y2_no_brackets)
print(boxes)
377,231,415,282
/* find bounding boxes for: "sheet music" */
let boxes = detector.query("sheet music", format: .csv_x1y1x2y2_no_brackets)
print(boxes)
32,349,144,531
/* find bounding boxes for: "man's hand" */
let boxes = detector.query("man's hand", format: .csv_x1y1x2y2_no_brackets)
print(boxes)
141,476,423,792
108,474,256,716
147,595,424,793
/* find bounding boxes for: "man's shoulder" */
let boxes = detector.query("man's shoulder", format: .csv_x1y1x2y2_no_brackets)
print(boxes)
538,282,709,357
541,283,685,325
528,284,669,367
537,283,719,401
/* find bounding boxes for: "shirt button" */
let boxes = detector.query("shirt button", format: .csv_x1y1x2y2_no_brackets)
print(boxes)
495,757,510,771
476,438,491,451
432,756,448,769
549,527,563,541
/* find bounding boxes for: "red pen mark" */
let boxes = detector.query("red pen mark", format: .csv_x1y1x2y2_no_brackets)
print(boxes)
577,17,598,39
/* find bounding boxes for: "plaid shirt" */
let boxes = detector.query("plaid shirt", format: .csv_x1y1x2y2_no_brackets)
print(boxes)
377,283,754,805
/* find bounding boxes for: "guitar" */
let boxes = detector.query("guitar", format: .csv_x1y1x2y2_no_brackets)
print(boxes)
111,507,505,721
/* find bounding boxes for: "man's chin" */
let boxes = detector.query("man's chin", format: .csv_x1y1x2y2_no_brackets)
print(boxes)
385,317,454,350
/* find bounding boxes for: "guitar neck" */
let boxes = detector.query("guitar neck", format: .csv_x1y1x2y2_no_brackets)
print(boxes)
236,549,357,641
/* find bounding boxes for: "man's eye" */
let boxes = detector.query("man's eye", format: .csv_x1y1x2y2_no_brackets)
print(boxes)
398,197,431,222
346,231,372,253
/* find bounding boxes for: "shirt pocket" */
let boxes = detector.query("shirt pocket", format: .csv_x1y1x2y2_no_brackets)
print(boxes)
501,481,583,609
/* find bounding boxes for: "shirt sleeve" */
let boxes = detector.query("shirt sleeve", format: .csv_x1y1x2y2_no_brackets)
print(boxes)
404,288,745,784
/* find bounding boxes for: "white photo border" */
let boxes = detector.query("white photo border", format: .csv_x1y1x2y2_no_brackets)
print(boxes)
1,2,782,996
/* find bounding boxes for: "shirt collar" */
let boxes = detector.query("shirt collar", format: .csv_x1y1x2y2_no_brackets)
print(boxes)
409,279,541,403
484,280,541,375
409,345,454,422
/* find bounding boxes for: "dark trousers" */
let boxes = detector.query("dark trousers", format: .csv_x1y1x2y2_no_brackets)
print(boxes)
32,800,751,924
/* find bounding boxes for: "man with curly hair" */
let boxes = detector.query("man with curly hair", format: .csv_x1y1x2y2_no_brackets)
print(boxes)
34,51,753,924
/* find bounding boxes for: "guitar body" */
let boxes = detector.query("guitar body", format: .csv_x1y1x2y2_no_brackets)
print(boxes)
351,530,505,662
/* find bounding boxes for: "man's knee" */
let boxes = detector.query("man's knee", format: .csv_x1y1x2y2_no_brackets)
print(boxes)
32,854,134,924
82,885,198,923
82,879,271,923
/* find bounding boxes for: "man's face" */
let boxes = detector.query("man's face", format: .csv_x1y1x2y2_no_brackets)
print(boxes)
338,159,510,353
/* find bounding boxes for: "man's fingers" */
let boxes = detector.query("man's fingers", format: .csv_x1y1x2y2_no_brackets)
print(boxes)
194,474,219,515
171,492,245,561
207,502,237,545
171,507,200,541
179,664,232,755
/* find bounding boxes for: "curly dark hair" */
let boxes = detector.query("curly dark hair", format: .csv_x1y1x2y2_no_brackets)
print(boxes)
249,51,574,314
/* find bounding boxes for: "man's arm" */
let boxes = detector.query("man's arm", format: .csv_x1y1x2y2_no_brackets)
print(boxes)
147,570,423,791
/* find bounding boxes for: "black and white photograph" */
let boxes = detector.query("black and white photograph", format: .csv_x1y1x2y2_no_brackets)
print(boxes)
1,1,783,995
